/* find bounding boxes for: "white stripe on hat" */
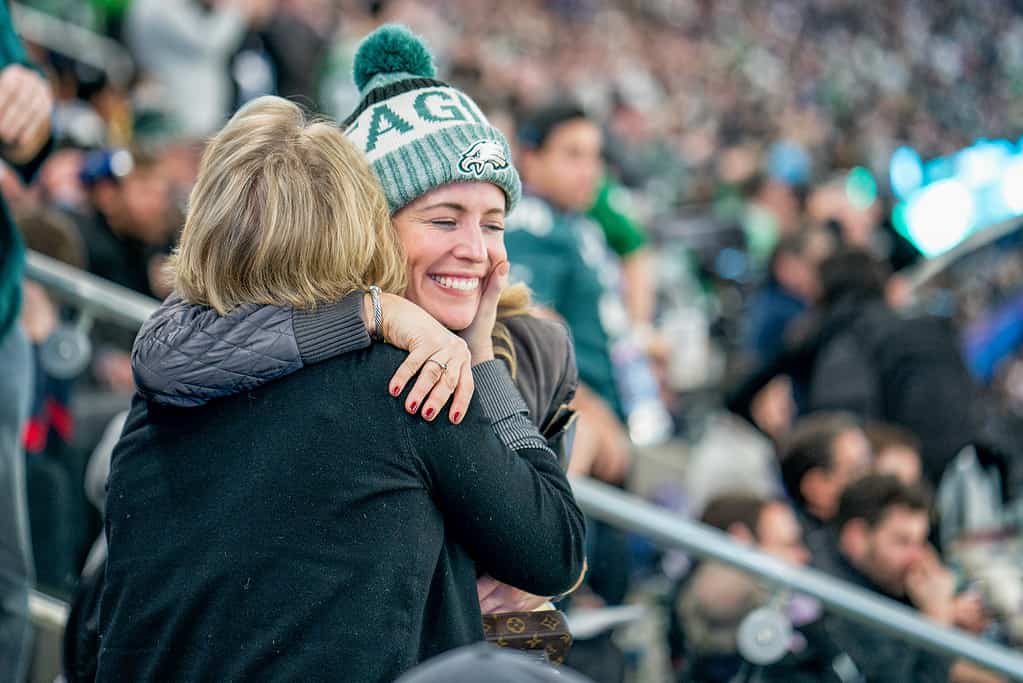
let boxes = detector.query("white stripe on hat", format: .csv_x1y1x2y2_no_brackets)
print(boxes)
346,87,489,163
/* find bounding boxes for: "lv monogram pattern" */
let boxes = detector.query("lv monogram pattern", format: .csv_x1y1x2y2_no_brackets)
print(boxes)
482,610,573,665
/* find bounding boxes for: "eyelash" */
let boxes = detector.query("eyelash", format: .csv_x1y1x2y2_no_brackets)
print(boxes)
429,220,504,232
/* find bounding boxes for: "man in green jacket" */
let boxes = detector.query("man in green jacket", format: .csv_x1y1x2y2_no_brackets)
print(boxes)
0,3,54,680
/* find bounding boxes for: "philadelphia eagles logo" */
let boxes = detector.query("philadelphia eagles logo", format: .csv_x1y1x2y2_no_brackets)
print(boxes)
458,140,509,176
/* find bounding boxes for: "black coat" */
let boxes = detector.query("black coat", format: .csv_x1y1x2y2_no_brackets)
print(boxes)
728,300,981,486
813,538,952,683
96,345,586,682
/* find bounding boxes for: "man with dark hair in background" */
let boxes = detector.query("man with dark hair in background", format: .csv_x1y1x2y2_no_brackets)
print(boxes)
864,421,923,486
779,412,872,556
75,148,172,298
509,102,668,484
506,102,668,683
820,475,1003,683
74,148,174,393
0,2,55,678
744,229,831,366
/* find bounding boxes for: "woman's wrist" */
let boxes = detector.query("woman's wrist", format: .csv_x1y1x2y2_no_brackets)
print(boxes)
469,340,495,364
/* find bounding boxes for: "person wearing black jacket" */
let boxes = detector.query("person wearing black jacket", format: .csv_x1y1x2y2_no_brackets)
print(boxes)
0,4,55,679
96,96,585,682
813,475,957,683
728,248,984,489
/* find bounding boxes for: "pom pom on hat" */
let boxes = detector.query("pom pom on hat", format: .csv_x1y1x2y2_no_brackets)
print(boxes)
353,24,436,91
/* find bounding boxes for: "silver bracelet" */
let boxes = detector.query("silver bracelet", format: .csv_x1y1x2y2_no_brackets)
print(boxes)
368,285,383,340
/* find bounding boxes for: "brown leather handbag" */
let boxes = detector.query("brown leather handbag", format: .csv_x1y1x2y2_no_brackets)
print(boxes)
482,609,573,664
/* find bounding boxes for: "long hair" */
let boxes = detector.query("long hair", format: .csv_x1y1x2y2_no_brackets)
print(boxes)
171,96,406,314
492,283,533,377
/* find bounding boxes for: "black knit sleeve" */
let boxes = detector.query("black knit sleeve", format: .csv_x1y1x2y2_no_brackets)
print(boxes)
292,292,371,364
405,395,586,597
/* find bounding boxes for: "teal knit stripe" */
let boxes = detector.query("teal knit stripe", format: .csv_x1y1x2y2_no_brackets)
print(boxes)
369,122,521,213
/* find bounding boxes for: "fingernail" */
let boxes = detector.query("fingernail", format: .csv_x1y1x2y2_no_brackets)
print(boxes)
424,407,434,419
409,401,418,413
453,411,461,423
391,385,400,397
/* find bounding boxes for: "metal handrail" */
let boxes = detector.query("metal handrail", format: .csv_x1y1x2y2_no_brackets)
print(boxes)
25,250,159,327
11,2,135,87
573,477,1023,681
22,251,1023,680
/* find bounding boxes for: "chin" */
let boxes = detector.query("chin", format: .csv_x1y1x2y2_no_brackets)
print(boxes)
427,306,475,332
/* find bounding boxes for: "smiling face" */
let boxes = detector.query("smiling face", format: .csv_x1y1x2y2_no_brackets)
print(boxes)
391,182,507,331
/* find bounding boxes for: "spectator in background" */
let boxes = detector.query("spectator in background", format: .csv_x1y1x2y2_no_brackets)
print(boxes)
0,2,55,679
779,413,872,555
807,249,985,488
17,208,95,597
125,0,274,137
735,248,990,490
820,475,1002,683
508,100,660,683
587,177,656,338
509,103,634,483
864,421,924,486
74,148,172,393
744,229,832,367
76,148,171,297
671,494,847,683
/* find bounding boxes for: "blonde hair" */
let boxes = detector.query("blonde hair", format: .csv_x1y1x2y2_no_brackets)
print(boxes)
492,283,533,377
171,96,406,314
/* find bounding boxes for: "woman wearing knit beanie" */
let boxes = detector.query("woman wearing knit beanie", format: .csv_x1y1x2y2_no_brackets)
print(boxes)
97,90,584,682
134,24,584,551
99,25,585,681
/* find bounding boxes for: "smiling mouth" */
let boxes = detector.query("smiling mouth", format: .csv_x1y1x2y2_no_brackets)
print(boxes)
428,275,481,292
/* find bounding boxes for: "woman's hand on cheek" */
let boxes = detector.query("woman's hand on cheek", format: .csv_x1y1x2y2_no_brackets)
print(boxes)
459,261,509,365
380,293,474,424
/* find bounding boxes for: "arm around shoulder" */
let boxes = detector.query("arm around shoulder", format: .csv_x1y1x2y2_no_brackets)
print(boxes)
131,292,369,406
407,374,586,598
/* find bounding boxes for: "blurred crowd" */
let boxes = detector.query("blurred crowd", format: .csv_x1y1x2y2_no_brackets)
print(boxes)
7,0,1023,682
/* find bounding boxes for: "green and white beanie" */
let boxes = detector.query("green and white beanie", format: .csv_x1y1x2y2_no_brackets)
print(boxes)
342,25,521,213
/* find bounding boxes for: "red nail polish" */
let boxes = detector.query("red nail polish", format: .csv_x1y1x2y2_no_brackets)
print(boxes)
424,408,434,419
409,401,418,413
391,385,400,397
453,412,461,423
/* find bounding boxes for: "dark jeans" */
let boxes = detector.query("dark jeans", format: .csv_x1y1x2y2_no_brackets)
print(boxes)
0,326,34,682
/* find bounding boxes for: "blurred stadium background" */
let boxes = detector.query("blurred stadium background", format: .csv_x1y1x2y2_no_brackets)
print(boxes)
10,1,1023,681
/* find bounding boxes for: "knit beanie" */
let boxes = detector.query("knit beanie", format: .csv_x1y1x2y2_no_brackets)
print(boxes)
343,25,521,213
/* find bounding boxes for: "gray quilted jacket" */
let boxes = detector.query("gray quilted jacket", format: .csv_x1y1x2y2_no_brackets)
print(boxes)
132,292,370,408
131,293,577,456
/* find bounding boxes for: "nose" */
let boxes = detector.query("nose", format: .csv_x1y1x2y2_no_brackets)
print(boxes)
452,221,487,263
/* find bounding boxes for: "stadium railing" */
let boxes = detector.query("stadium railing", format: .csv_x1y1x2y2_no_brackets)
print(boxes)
23,249,1023,681
11,2,134,88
